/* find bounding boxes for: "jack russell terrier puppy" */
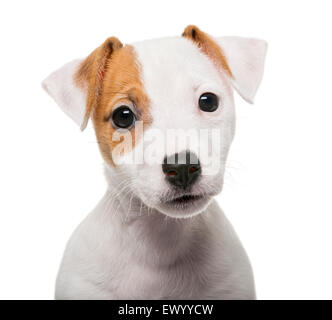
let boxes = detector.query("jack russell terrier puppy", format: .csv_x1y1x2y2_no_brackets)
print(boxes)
42,25,267,299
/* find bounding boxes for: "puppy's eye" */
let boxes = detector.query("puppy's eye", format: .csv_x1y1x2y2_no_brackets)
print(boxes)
199,93,219,112
112,106,136,129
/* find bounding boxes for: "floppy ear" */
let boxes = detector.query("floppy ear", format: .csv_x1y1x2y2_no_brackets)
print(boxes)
216,36,267,103
183,25,267,103
42,37,123,130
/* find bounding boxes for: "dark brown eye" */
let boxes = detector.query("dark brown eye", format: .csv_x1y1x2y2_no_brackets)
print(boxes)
112,106,136,129
199,92,219,112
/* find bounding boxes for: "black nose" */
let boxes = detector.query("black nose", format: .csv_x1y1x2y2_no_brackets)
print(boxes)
162,151,201,189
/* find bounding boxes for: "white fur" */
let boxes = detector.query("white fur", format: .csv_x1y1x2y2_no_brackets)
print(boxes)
43,34,267,299
42,59,86,128
56,182,255,299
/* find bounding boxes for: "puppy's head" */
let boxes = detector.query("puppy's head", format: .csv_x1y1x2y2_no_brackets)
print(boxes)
43,26,267,218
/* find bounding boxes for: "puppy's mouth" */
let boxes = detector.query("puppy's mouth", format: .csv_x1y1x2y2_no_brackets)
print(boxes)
165,194,204,205
156,192,212,218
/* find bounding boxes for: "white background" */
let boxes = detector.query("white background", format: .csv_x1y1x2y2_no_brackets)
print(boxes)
0,0,331,300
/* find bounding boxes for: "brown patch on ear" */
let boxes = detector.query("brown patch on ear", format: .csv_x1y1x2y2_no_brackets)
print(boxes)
182,25,233,78
74,37,123,130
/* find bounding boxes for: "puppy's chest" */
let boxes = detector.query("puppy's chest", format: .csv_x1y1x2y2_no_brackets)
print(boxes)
96,226,229,299
107,256,217,299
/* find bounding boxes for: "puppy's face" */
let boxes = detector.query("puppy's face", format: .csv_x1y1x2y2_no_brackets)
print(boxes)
43,26,267,218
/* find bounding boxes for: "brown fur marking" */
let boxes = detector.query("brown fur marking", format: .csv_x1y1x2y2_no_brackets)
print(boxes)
182,25,233,78
75,40,150,166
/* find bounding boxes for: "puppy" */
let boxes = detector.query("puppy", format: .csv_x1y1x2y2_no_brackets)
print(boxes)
42,25,267,299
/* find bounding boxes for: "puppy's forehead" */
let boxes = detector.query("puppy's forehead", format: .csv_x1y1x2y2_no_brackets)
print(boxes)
132,37,224,100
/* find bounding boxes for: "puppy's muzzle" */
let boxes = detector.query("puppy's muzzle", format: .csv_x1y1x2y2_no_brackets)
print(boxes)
162,151,201,190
